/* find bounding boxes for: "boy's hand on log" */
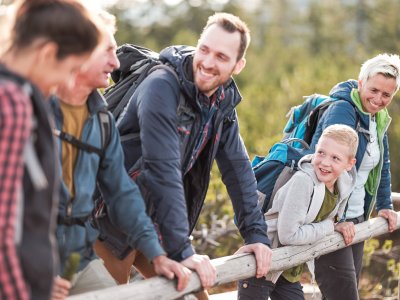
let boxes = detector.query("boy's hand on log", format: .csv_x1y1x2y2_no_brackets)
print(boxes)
234,243,272,278
335,221,355,245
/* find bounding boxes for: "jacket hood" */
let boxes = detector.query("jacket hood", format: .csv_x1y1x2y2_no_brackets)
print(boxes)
298,154,357,201
329,79,358,102
159,45,198,106
328,79,371,131
159,45,243,109
87,90,108,114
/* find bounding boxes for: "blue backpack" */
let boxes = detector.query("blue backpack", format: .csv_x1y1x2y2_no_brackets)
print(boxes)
253,94,360,213
282,94,335,148
252,138,310,213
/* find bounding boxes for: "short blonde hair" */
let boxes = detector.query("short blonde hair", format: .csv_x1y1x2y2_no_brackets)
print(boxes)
359,53,400,93
320,124,359,158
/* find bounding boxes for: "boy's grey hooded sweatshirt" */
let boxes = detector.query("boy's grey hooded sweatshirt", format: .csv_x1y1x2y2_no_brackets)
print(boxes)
264,154,356,281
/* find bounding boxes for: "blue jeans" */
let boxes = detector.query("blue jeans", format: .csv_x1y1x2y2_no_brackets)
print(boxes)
237,275,304,300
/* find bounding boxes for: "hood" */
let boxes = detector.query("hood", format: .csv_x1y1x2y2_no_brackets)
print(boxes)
87,90,108,114
159,45,243,110
329,79,372,131
329,79,358,102
159,45,197,107
298,154,357,201
329,79,368,118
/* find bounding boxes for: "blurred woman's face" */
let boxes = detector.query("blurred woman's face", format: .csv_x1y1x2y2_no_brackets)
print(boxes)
358,74,397,115
31,42,91,97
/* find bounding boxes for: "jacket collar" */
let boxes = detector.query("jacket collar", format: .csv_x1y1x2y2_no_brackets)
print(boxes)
87,89,108,114
51,89,107,117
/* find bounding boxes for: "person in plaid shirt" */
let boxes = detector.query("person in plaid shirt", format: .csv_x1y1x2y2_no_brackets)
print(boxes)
0,1,101,299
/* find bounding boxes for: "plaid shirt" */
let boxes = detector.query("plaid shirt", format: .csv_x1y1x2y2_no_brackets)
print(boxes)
0,80,32,300
185,89,224,173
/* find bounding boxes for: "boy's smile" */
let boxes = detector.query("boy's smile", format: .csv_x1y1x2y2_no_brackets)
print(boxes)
313,136,355,192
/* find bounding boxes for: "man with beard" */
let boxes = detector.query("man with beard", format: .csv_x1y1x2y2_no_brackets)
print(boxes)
96,12,272,299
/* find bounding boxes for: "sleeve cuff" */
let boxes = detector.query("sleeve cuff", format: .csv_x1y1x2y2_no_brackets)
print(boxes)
245,233,271,248
134,237,166,262
168,244,195,262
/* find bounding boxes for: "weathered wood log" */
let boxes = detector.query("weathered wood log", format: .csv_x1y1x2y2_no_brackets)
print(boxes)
392,192,400,202
68,212,399,300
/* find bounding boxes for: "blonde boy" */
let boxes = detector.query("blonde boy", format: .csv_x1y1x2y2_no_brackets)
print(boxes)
238,124,358,300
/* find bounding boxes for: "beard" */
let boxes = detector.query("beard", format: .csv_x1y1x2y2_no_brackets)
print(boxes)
193,64,235,97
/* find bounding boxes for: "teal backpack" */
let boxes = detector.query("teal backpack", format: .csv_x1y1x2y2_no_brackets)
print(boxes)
282,94,334,147
253,94,360,213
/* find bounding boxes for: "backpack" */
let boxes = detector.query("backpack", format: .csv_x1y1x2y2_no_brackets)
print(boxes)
282,94,336,148
252,94,333,213
254,94,361,213
92,44,193,259
53,44,176,157
252,138,310,213
104,44,183,127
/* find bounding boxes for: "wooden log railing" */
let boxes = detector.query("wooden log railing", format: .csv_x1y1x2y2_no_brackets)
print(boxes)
68,211,400,300
392,192,400,202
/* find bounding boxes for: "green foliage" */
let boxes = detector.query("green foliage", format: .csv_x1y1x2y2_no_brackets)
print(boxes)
361,238,399,298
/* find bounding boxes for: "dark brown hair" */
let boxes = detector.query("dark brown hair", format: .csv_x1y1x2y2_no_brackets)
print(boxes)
10,0,100,59
201,12,250,61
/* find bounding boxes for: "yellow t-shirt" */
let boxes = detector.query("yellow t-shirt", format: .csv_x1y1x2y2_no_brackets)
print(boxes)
59,101,89,199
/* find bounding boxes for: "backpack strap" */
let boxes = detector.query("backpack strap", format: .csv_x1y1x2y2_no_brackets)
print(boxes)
57,215,90,227
111,61,159,120
149,64,181,83
53,128,104,157
24,134,49,190
53,109,112,159
117,64,185,143
120,132,140,142
355,117,372,141
265,165,297,212
308,182,325,218
98,110,112,151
